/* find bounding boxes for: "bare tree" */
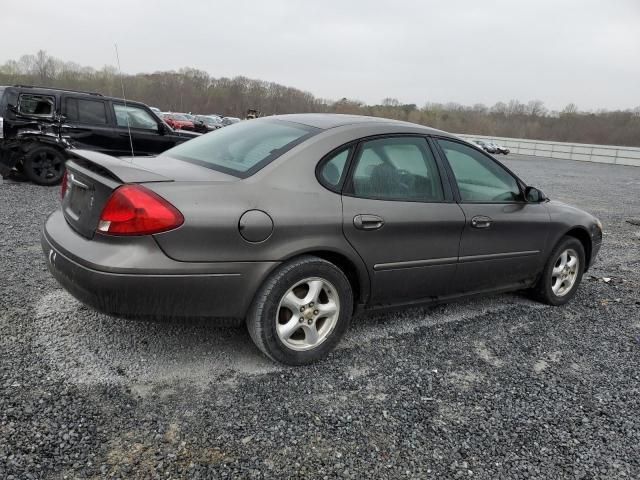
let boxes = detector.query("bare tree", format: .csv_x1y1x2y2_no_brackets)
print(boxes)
1,51,639,147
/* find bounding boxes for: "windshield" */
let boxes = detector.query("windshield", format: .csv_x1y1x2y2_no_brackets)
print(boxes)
165,119,320,177
168,114,189,121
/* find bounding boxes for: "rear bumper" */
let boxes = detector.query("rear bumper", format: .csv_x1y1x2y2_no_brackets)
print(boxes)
41,210,278,320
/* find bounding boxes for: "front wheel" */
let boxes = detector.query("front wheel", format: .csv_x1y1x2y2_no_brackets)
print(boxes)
533,236,585,306
22,146,66,186
247,256,353,365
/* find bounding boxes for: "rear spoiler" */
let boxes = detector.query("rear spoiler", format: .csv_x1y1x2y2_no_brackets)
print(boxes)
66,149,172,184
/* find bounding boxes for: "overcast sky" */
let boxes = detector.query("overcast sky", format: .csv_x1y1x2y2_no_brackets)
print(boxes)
2,0,639,111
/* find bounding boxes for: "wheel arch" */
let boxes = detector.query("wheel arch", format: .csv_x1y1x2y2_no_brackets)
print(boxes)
20,140,66,165
282,249,370,309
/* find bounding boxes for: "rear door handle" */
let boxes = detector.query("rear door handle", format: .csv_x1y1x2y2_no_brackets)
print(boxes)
353,214,385,231
471,215,492,229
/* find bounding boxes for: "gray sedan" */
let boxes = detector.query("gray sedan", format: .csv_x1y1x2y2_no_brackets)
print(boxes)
41,114,602,365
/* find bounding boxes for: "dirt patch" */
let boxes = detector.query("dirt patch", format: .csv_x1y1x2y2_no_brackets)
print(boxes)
474,341,504,367
534,360,549,373
448,371,485,390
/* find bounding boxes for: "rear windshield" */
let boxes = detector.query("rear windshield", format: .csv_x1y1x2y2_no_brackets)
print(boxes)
165,119,320,177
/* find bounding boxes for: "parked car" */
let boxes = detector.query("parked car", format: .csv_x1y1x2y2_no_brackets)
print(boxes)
191,115,215,134
195,115,223,132
221,116,241,126
474,140,497,154
0,85,198,185
162,113,196,131
474,140,510,155
41,114,602,365
493,143,510,155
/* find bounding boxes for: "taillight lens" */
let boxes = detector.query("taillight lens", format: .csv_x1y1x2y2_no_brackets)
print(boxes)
97,185,184,236
60,170,69,199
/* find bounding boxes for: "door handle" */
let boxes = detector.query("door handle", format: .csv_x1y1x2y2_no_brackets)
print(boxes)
353,214,385,231
471,215,492,229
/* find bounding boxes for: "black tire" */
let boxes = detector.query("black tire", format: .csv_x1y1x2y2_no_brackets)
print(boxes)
22,146,66,186
247,255,353,365
533,236,586,306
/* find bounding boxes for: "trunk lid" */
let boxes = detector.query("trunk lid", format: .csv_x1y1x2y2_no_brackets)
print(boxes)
62,149,237,239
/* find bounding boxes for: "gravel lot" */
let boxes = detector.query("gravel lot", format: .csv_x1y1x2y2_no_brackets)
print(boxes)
1,155,639,479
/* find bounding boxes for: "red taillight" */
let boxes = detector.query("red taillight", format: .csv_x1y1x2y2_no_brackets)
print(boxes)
97,185,184,236
60,170,69,199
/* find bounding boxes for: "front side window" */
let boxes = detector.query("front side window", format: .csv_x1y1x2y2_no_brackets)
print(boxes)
18,94,55,117
165,119,319,177
114,104,158,130
348,137,444,202
65,98,108,125
438,139,521,202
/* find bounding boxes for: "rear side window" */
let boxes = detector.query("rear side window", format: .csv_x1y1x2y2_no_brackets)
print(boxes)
348,137,444,202
319,148,350,189
165,119,320,177
65,98,108,125
18,94,55,117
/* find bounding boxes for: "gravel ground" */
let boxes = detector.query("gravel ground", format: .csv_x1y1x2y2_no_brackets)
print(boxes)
1,155,639,479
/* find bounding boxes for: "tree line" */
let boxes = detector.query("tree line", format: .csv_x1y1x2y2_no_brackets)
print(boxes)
2,51,639,147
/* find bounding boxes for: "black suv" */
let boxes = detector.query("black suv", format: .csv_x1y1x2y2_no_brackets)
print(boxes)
0,85,199,185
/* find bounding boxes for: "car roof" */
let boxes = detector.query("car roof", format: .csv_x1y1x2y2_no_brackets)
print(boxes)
271,113,448,135
2,85,147,107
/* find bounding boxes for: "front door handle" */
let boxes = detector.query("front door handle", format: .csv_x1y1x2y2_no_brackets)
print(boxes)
353,214,385,231
471,215,492,229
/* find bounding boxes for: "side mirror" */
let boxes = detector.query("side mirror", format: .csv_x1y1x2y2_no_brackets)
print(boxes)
157,122,167,135
525,186,546,202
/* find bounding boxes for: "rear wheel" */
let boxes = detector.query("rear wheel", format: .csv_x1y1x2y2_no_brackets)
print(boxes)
23,146,65,186
247,256,353,365
533,236,585,305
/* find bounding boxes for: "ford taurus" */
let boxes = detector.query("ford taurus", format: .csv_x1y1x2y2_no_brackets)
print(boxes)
41,114,602,365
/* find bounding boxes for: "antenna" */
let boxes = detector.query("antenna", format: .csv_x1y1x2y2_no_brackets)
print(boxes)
114,43,135,159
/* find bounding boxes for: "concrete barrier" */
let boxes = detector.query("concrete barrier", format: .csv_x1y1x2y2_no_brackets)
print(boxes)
456,134,640,167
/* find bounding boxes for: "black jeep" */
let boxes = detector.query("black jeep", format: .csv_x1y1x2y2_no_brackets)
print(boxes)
0,85,199,185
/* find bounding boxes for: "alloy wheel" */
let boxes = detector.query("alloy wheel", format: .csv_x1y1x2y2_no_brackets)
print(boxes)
551,248,579,297
276,277,340,351
32,151,63,180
